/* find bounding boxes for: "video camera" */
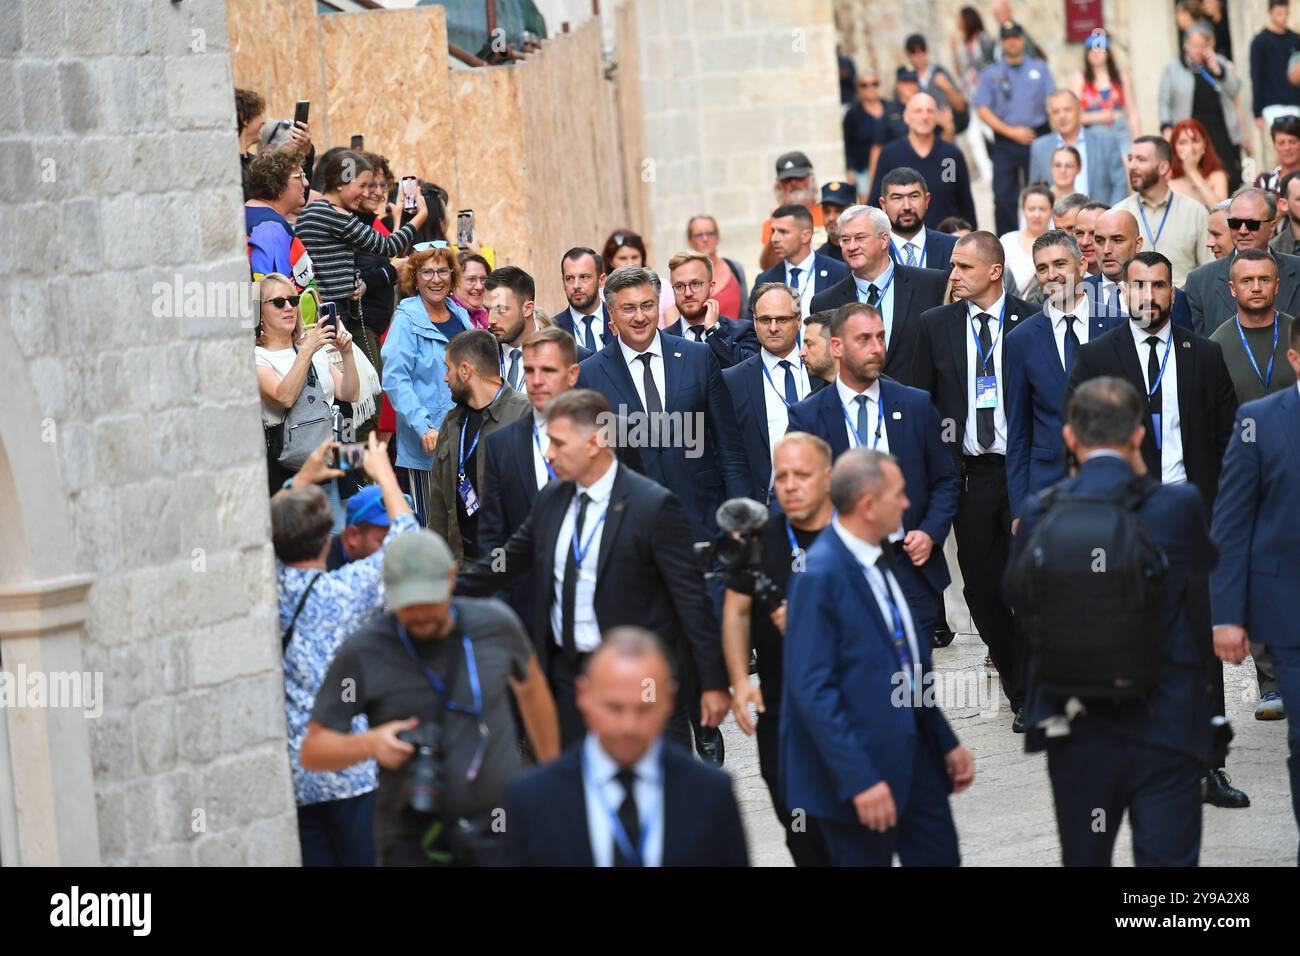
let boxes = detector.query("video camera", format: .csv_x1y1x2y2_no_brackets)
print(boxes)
693,497,784,612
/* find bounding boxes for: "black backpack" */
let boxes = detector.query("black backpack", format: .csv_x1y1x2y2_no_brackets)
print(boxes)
1008,476,1169,701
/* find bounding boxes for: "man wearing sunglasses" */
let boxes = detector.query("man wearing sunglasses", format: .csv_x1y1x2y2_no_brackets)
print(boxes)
1184,187,1300,334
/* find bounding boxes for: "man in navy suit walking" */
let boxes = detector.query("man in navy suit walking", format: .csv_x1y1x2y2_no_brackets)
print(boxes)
878,166,958,276
1211,323,1300,861
554,247,615,351
786,302,959,641
753,204,850,317
505,627,749,867
782,447,975,866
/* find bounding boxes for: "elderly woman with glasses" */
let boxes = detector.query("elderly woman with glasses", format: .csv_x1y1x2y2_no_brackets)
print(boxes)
380,244,473,525
685,215,749,322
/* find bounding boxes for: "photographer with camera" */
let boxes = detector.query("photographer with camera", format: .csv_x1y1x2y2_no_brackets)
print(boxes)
300,529,560,867
721,432,834,866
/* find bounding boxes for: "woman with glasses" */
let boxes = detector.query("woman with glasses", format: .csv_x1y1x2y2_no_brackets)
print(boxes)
1048,145,1083,203
685,215,749,322
245,149,317,318
453,252,492,329
255,274,359,520
380,245,472,526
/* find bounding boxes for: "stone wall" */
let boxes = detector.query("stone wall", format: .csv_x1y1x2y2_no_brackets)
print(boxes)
1,0,299,865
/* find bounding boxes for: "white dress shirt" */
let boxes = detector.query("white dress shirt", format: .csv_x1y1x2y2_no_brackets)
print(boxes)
891,226,928,269
831,517,921,687
835,377,903,541
963,295,1009,455
785,249,817,317
551,459,619,653
530,409,551,490
501,343,526,392
1130,321,1186,484
582,733,665,867
571,309,607,348
760,346,811,459
618,337,666,414
1099,276,1127,318
1043,294,1093,369
853,261,898,343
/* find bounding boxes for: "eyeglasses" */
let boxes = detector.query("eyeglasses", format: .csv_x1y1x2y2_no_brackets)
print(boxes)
419,268,452,280
1227,218,1265,231
858,80,879,88
614,301,660,317
671,279,708,294
755,314,798,326
362,182,387,194
263,295,301,309
462,275,487,286
413,240,449,251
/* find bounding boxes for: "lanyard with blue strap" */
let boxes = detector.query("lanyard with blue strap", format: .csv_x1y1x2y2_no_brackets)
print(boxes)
856,267,896,306
571,494,608,567
853,556,915,690
1235,311,1278,390
969,297,1008,370
839,391,885,448
396,617,489,784
532,420,558,481
458,385,505,481
1195,64,1222,94
787,262,813,300
1143,327,1175,449
889,236,926,269
1137,194,1173,248
581,748,653,866
760,354,805,407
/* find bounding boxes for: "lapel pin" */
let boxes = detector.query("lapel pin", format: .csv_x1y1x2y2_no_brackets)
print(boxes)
612,503,624,513
820,269,828,276
892,411,902,420
673,352,681,358
1182,341,1190,348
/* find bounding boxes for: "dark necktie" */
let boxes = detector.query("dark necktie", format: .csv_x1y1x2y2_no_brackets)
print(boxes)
976,312,995,450
690,325,705,342
1063,315,1080,372
854,394,872,447
1146,335,1163,434
583,315,598,353
788,267,802,291
613,769,641,867
873,552,913,675
1106,285,1124,319
637,353,663,414
866,283,881,307
778,359,799,405
507,347,522,390
559,491,590,662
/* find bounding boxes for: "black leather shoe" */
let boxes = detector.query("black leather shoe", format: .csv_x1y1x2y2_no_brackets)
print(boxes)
1203,769,1250,808
1011,707,1026,733
695,726,725,766
931,625,956,648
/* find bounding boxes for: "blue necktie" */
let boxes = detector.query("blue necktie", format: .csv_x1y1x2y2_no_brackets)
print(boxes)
855,394,872,447
778,359,799,405
582,315,598,353
788,267,801,291
903,243,917,267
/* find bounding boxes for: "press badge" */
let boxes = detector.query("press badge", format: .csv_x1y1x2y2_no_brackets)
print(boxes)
975,375,999,409
458,475,481,516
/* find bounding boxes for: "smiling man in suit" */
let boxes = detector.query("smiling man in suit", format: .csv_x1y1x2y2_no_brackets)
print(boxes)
782,448,975,867
1065,250,1247,809
456,389,731,750
878,167,958,275
504,627,748,867
554,247,616,351
911,230,1033,727
724,282,829,501
1184,188,1300,335
662,250,758,369
1005,229,1122,521
1027,90,1127,206
753,204,850,317
811,205,948,385
785,302,959,641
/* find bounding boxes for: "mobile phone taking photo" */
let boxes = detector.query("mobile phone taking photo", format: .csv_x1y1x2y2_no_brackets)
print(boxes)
457,209,474,247
331,442,366,471
401,176,418,214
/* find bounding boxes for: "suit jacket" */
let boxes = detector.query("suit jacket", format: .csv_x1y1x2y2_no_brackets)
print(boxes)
753,251,850,302
1013,455,1216,763
785,377,959,594
478,413,646,645
1065,322,1237,520
782,525,960,825
1004,300,1124,518
662,315,759,369
910,294,1033,461
426,386,532,561
504,740,749,866
886,228,957,276
1081,272,1193,331
576,331,749,541
1210,387,1300,649
810,265,950,385
722,354,829,501
554,304,617,349
1183,251,1300,336
498,341,592,385
456,462,729,690
1027,127,1128,206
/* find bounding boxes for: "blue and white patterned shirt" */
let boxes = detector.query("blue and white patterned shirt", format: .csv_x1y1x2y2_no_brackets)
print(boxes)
278,512,419,806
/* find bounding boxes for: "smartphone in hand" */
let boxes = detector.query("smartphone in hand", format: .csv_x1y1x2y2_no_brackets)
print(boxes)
294,100,310,127
350,134,364,150
401,176,418,214
319,301,338,330
457,209,474,247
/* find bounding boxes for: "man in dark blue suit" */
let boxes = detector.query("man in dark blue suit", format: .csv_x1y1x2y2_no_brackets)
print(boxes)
782,448,975,866
505,627,749,867
1011,377,1218,865
786,302,959,641
661,250,758,369
753,203,850,317
554,247,616,352
577,265,749,543
1005,229,1121,521
1087,209,1193,331
723,283,830,501
878,166,958,275
1211,328,1300,862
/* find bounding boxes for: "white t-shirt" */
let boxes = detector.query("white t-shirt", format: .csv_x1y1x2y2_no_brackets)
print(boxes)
255,346,336,426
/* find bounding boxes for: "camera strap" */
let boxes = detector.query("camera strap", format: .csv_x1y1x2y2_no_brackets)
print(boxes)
281,572,323,652
396,619,490,783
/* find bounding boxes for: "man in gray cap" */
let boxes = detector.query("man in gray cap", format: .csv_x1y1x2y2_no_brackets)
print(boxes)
301,529,560,866
760,150,827,270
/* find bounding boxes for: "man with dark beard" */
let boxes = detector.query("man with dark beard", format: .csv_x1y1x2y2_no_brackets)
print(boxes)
877,166,957,274
554,247,614,352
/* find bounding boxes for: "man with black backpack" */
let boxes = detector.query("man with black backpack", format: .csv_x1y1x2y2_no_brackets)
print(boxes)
1007,377,1222,866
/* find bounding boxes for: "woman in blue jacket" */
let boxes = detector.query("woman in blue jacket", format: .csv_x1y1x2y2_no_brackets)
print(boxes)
380,244,472,525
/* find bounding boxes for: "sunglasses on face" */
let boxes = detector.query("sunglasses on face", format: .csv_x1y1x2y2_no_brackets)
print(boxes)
1228,218,1265,231
263,295,301,309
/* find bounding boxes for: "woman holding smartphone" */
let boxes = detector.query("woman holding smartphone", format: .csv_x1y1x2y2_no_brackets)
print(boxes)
255,274,359,526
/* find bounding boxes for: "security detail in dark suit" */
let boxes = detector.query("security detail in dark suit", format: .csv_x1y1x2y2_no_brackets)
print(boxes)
661,249,759,369
878,166,958,276
555,247,616,352
752,203,851,316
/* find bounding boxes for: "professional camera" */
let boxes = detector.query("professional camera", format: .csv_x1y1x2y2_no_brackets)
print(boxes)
694,497,784,611
397,721,445,816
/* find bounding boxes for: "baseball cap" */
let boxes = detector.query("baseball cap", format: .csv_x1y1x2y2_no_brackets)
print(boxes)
821,181,856,207
775,150,814,180
383,531,454,611
346,486,390,527
896,66,919,83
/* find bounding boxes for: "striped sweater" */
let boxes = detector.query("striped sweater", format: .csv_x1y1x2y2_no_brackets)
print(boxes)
295,199,416,301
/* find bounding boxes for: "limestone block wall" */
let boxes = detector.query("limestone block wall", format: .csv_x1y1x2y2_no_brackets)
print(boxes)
2,0,299,865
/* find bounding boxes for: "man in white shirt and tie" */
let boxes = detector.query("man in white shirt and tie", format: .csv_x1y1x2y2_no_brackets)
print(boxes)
754,204,850,318
557,247,612,352
485,265,536,393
